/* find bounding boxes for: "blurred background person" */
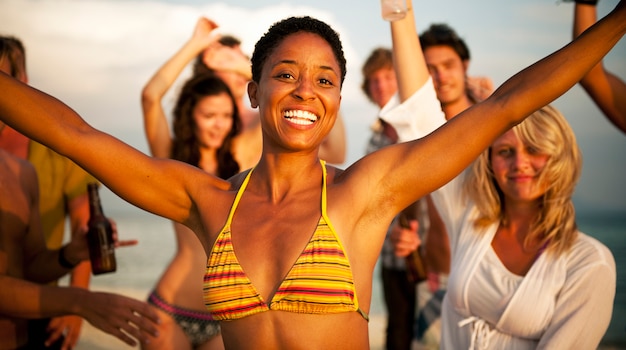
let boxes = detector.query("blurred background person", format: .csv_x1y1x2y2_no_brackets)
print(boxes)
140,17,238,350
0,126,160,348
361,46,423,350
411,23,494,348
0,34,99,350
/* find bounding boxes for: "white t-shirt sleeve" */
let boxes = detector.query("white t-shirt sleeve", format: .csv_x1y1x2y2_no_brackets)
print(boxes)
379,77,446,142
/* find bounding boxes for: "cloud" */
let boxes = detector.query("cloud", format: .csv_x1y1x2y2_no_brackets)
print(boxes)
0,0,364,129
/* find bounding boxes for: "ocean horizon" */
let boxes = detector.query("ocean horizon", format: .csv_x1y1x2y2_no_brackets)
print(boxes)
66,190,626,349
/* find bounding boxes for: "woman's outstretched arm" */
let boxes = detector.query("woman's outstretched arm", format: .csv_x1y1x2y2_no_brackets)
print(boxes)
355,0,626,217
0,72,220,225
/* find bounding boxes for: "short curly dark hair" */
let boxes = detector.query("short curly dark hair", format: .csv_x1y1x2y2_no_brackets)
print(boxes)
250,16,346,87
419,23,470,61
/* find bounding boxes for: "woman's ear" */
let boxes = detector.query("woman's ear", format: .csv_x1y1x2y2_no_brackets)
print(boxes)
248,81,258,108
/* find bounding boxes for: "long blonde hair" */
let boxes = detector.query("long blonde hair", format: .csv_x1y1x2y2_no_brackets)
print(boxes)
464,105,581,256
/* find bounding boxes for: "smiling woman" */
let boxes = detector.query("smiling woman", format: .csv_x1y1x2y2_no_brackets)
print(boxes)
248,30,342,153
0,2,625,349
386,99,614,348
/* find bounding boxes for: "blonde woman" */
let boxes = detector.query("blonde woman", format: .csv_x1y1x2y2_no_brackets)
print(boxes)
387,104,615,348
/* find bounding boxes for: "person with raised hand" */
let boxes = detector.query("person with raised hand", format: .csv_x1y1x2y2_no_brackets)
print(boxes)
382,0,620,348
140,16,239,350
0,0,624,347
361,46,424,350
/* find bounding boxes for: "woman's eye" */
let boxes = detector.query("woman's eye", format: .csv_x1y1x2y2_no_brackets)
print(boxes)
497,149,512,157
277,73,294,79
319,78,333,86
526,146,540,155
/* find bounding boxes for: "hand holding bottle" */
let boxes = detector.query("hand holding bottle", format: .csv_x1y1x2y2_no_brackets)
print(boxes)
396,214,427,283
391,216,420,257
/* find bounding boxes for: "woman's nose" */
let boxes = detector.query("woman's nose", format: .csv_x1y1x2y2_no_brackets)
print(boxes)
293,77,315,101
512,151,531,169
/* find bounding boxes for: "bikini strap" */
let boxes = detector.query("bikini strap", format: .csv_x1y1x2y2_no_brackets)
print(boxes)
320,159,328,216
224,168,254,227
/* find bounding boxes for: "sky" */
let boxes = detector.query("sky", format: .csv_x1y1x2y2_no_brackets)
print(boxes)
1,0,625,214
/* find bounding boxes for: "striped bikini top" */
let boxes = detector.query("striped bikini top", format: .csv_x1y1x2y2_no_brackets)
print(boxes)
203,160,368,322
